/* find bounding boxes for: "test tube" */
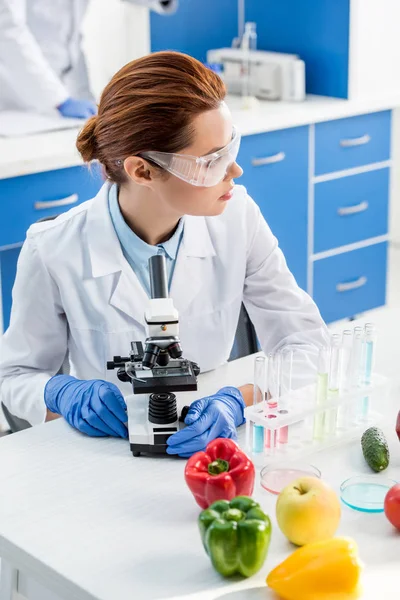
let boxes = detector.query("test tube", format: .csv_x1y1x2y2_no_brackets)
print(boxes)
325,333,342,435
338,329,353,428
341,330,353,392
361,323,376,419
351,326,364,386
313,346,329,441
265,353,278,451
278,347,293,444
252,355,266,453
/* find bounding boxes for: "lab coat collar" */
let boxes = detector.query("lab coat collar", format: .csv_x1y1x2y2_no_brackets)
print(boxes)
86,183,216,320
86,182,216,277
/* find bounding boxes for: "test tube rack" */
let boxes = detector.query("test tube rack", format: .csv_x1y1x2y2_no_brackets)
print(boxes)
245,372,390,464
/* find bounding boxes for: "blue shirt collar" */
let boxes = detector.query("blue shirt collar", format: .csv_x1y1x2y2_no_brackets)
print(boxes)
108,183,184,261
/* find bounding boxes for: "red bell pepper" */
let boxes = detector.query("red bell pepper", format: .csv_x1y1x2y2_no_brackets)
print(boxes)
184,438,255,509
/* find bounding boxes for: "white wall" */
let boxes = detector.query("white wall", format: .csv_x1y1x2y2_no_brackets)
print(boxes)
82,0,151,100
349,0,400,100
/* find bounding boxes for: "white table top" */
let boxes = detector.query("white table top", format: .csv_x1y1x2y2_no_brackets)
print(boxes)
1,93,399,180
0,353,399,600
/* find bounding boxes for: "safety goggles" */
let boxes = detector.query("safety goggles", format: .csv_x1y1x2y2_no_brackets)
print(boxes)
140,126,241,187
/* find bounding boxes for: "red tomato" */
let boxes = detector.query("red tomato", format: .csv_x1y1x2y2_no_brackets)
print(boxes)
384,484,400,530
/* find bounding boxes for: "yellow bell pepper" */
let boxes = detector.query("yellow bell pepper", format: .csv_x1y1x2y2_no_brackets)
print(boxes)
266,537,363,600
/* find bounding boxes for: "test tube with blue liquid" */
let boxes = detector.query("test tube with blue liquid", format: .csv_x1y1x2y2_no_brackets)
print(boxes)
252,355,266,453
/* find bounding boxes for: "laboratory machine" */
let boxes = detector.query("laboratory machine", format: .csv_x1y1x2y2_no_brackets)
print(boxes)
207,47,305,102
107,255,199,456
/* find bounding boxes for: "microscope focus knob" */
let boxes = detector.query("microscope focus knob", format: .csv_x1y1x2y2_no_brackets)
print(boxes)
116,368,132,383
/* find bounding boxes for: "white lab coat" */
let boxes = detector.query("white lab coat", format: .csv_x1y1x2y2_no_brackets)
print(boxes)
0,0,177,111
0,183,329,425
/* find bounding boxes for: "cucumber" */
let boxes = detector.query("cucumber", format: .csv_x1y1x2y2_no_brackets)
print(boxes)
361,427,390,472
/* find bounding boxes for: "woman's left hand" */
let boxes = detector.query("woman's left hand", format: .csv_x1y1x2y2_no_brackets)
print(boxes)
166,386,246,458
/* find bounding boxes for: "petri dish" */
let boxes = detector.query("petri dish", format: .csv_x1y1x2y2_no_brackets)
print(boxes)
260,463,321,495
340,475,397,513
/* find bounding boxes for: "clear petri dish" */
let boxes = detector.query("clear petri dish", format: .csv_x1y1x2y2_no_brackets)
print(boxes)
260,463,321,495
340,475,398,513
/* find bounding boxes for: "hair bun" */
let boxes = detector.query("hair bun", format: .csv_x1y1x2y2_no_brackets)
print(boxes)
76,116,99,163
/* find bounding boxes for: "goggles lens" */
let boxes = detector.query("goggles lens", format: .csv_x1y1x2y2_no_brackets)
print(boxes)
140,126,241,187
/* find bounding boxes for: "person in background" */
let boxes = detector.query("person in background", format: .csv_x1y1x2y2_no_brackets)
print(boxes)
0,0,177,118
0,52,329,457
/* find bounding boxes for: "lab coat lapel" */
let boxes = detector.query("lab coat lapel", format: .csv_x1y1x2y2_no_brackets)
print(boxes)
170,215,216,315
86,184,148,328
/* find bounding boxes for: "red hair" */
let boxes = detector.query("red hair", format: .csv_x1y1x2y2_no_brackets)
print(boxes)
76,51,226,184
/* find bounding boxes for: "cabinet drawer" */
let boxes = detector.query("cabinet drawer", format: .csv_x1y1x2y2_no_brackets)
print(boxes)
0,164,103,247
315,111,391,175
314,168,389,253
313,242,387,323
238,126,309,289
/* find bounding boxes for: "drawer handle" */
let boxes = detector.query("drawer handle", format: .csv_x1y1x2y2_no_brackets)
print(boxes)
336,276,368,293
340,134,371,148
251,151,286,167
34,193,79,211
337,201,369,216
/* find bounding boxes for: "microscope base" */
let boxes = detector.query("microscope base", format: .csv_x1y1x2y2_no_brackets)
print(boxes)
130,442,168,457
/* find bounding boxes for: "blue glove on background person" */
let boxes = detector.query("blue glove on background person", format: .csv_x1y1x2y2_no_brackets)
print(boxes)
44,375,128,438
57,97,97,119
166,386,246,457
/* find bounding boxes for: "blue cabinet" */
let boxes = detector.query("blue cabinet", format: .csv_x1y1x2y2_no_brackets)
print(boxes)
314,168,389,253
0,165,103,332
238,126,309,291
315,112,391,175
0,165,102,248
313,243,387,323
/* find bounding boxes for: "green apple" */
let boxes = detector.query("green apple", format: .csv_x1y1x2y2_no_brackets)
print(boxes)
276,476,341,546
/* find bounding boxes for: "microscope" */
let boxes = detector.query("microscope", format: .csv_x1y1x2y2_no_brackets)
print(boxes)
107,255,200,456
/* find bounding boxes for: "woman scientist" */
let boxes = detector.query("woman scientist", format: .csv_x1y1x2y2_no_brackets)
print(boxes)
0,52,328,457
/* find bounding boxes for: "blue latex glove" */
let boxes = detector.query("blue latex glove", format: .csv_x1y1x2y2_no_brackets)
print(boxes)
57,97,97,119
166,386,245,458
44,375,128,438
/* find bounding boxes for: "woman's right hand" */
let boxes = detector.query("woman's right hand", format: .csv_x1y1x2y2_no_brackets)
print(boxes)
44,375,128,438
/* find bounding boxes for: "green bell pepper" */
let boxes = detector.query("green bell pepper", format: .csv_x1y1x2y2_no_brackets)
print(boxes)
198,496,272,578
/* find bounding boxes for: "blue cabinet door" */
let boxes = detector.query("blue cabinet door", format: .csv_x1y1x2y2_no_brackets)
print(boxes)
314,168,390,253
150,0,238,63
315,112,391,176
0,164,103,247
238,126,309,290
313,242,387,323
0,246,21,332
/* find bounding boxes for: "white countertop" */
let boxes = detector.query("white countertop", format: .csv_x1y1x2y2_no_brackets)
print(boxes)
1,93,400,180
0,352,399,600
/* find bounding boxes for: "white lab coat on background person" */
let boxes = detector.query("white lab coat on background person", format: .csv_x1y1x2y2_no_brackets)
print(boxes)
0,0,177,112
0,183,329,425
